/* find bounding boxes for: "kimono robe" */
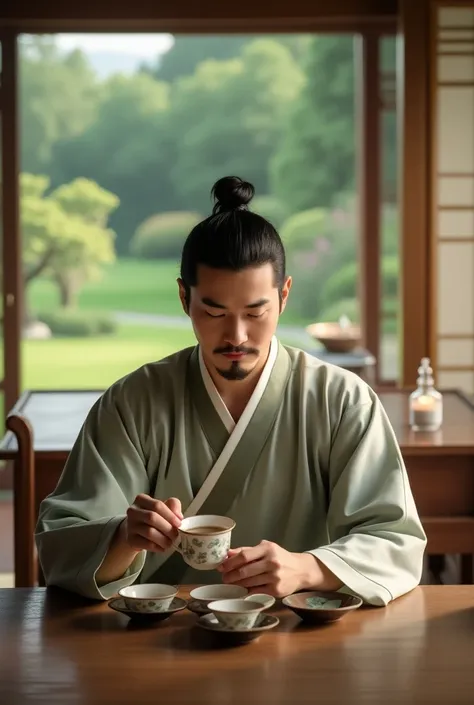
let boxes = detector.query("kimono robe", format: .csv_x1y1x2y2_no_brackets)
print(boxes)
35,339,427,606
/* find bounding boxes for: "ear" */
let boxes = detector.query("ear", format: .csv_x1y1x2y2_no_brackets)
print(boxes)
279,276,292,314
177,278,189,315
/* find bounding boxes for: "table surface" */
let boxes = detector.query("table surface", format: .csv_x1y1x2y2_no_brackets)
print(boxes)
378,389,474,454
0,388,474,455
0,586,473,705
308,347,376,367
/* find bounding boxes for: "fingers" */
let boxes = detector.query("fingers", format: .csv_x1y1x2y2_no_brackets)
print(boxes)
222,558,272,586
230,574,275,590
126,534,169,554
165,497,183,520
127,495,183,553
128,506,178,539
218,545,267,574
133,495,182,528
132,524,174,552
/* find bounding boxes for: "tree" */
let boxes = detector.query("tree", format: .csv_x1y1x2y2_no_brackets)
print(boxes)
21,174,118,312
143,34,311,82
51,73,171,253
20,35,99,175
144,36,252,82
130,211,202,259
168,39,305,211
47,37,310,252
271,35,398,214
271,36,356,214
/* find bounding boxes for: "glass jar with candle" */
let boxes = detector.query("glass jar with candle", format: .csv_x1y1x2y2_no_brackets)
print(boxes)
409,358,443,431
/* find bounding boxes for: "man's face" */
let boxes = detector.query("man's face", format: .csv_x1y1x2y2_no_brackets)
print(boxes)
179,264,291,381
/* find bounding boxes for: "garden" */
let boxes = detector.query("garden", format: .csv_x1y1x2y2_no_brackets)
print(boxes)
15,33,398,391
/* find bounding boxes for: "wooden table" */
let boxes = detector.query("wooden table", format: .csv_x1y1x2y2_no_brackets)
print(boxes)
378,389,474,584
307,347,376,384
0,586,473,705
1,388,474,585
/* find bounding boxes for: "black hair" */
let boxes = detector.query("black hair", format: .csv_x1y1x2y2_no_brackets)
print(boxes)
180,176,286,306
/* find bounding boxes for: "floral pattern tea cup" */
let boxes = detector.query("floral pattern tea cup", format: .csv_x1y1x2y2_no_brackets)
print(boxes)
173,515,235,570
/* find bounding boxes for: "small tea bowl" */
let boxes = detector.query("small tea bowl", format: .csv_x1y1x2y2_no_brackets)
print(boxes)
118,584,178,614
207,598,266,631
188,584,249,612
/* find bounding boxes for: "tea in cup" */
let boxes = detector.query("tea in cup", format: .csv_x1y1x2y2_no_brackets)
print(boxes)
173,514,235,570
207,598,265,630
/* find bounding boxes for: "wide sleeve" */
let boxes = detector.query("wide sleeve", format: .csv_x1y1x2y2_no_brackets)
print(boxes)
309,394,427,606
35,388,150,601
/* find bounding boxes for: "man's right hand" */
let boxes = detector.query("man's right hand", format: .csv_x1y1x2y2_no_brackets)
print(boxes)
122,494,183,553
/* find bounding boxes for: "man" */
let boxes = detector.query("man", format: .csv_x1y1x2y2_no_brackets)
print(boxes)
36,176,426,606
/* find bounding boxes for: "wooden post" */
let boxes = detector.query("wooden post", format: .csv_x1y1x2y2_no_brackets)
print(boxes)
1,31,22,415
397,0,431,386
355,32,381,379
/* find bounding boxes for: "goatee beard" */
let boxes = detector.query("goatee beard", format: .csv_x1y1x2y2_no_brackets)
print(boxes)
216,361,251,381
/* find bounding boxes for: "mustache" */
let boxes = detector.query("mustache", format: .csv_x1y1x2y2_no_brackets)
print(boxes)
214,345,259,355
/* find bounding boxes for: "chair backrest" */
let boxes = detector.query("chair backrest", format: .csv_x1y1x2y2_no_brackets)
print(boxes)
6,413,38,587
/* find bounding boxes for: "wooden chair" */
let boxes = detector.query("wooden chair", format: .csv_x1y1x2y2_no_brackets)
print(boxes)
0,389,103,587
5,412,40,587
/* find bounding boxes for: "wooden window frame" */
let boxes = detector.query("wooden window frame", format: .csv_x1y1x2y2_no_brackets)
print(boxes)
1,1,400,407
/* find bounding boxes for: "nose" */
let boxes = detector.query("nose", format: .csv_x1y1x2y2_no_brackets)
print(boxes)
223,316,248,347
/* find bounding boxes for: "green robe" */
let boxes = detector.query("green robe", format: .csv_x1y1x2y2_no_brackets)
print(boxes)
35,343,427,606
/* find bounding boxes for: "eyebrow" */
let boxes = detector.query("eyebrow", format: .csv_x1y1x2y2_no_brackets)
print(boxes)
201,297,270,310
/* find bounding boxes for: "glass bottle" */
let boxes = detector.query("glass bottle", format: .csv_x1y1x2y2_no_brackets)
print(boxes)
409,357,443,431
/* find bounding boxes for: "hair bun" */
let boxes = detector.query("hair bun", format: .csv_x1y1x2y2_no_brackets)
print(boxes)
211,176,255,214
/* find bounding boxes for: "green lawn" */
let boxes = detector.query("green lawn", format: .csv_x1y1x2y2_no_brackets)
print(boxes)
0,325,195,427
27,257,307,326
0,257,399,433
21,257,309,395
28,258,185,318
22,324,196,389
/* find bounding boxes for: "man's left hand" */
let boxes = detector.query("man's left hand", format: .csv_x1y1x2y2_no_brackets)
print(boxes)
217,540,326,597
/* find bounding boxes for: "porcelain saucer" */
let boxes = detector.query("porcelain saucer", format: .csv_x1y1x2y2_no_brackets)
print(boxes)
282,590,363,624
187,599,211,615
195,612,279,644
108,596,187,621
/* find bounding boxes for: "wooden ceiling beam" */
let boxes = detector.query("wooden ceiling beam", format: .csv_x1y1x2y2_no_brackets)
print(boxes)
0,0,397,32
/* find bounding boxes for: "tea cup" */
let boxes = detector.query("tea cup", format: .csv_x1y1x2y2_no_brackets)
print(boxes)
173,514,235,570
118,584,178,613
207,598,266,630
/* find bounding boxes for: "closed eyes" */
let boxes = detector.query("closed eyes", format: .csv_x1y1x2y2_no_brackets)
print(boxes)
205,311,266,319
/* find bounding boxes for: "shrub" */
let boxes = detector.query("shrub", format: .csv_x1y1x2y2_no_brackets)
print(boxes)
282,206,358,321
282,194,400,327
320,262,358,307
251,195,289,229
380,255,399,297
130,211,202,259
317,297,399,335
320,255,399,309
38,310,117,337
317,297,361,324
381,297,399,335
280,208,328,252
